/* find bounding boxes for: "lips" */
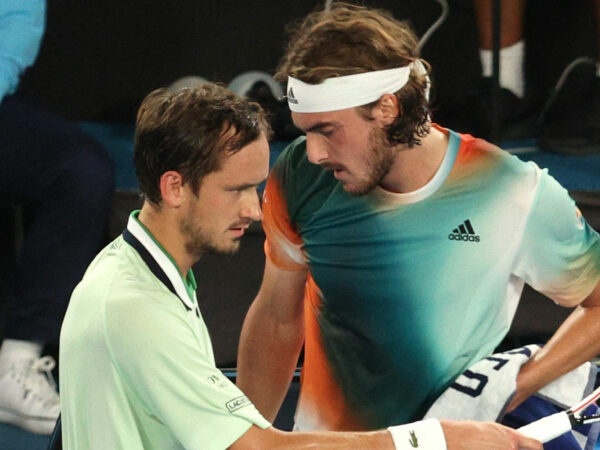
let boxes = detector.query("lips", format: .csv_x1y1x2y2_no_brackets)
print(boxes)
333,168,349,181
228,228,245,238
229,223,251,237
321,162,346,179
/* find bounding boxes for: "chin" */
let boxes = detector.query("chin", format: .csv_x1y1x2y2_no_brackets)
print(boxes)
190,239,241,257
211,240,241,256
342,183,375,197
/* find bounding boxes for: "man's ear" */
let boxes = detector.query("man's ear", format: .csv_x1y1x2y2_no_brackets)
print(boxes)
159,171,184,207
373,93,400,127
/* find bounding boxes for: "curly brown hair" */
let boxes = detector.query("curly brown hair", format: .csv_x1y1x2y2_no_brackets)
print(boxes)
276,2,431,147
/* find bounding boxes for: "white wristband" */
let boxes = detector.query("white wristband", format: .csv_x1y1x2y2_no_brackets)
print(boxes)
387,418,447,450
517,411,572,443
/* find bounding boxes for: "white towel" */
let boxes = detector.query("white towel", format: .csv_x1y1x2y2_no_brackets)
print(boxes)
424,344,596,422
425,345,600,450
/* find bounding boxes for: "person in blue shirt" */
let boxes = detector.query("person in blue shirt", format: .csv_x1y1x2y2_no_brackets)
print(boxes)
0,0,113,435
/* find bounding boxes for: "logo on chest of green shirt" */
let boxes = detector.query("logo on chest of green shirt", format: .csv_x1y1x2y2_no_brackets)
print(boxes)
447,219,480,242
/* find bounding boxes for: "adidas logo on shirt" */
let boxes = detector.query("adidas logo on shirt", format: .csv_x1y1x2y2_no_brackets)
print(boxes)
448,219,480,242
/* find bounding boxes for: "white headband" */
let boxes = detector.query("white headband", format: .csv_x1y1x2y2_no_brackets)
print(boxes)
286,60,429,113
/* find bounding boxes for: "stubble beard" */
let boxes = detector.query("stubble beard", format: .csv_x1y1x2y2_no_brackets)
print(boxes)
343,128,395,196
180,214,241,260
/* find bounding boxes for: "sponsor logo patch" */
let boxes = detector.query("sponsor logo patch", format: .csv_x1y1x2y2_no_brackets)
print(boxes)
226,396,251,412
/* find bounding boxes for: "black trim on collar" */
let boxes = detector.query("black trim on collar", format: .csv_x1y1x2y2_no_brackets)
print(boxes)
122,228,192,312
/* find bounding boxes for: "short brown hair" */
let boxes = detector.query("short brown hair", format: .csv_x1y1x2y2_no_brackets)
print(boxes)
134,83,271,204
276,2,430,147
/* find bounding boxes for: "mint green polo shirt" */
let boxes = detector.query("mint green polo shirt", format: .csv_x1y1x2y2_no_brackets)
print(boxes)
60,212,270,449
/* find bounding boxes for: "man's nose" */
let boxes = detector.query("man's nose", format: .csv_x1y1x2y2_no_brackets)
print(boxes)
305,135,329,165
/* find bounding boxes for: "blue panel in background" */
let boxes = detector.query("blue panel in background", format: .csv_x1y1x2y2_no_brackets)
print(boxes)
503,138,600,193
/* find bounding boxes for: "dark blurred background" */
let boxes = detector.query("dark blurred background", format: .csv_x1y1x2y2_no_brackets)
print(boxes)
16,0,597,126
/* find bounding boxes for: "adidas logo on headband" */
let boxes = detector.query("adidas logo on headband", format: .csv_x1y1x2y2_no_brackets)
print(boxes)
286,87,298,104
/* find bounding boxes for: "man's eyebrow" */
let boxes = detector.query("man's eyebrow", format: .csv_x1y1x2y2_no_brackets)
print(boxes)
228,179,267,190
304,121,336,133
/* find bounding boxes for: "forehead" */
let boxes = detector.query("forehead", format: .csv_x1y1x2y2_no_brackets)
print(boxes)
209,134,270,183
291,107,365,131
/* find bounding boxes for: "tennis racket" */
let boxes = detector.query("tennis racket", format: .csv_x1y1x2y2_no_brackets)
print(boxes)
518,384,600,442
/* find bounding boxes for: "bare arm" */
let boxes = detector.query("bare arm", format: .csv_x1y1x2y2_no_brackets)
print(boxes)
229,420,542,450
473,0,525,49
507,281,600,411
230,425,391,450
237,257,307,421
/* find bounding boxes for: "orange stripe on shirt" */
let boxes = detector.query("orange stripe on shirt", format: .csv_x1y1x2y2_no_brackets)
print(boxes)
262,173,306,270
295,275,365,431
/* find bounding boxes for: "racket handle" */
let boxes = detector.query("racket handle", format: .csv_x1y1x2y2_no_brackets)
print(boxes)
517,411,572,443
